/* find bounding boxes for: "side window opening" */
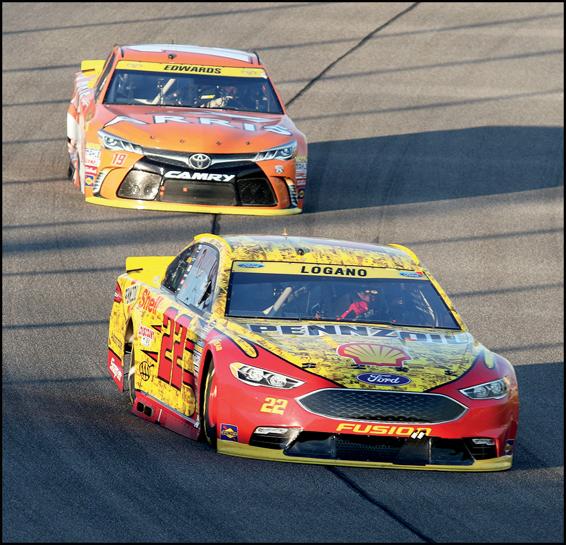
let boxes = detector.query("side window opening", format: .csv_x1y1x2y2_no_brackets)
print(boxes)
176,245,219,312
162,246,197,293
94,51,116,101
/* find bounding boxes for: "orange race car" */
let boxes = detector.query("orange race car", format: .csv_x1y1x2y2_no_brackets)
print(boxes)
66,44,307,215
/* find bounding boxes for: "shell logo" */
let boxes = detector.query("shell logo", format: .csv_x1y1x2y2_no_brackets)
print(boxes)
336,343,411,368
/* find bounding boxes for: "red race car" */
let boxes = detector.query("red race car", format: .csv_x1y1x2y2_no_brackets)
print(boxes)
106,234,519,471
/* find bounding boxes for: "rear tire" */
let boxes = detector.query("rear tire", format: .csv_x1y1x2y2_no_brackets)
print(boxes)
202,360,217,448
123,344,136,406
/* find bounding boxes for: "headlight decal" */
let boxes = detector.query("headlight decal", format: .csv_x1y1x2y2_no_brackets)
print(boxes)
98,129,143,154
459,377,509,400
230,362,303,389
254,141,297,162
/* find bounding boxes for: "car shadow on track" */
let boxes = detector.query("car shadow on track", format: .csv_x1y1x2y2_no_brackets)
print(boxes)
304,125,564,213
513,361,564,471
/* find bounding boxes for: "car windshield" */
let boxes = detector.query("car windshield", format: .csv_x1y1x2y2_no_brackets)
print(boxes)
226,263,461,330
103,69,284,114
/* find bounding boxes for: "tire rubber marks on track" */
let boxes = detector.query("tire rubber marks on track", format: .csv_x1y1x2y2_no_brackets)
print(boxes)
286,2,421,108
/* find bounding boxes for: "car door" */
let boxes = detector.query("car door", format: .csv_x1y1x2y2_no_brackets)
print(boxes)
153,243,219,418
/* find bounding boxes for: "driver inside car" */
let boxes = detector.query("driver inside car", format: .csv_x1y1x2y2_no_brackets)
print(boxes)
337,289,379,321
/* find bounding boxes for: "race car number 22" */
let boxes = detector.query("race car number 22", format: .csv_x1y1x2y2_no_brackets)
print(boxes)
158,307,194,390
260,397,288,415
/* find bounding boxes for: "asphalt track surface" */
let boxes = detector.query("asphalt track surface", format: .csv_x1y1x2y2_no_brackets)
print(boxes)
3,2,564,542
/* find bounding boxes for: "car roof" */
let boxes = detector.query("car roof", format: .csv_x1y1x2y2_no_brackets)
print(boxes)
196,234,421,270
120,44,260,67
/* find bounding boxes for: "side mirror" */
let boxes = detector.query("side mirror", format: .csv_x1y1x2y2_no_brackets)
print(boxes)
80,59,105,76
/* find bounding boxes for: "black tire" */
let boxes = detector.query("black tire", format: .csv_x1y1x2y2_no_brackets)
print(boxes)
123,344,136,406
202,360,217,448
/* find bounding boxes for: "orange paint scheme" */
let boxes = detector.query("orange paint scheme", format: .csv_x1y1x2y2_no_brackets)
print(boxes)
67,45,307,214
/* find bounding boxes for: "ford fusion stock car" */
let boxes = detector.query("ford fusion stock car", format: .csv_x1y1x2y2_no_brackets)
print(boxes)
107,234,518,471
67,44,307,214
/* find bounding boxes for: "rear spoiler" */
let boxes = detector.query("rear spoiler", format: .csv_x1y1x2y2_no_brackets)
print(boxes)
387,244,420,265
125,256,175,287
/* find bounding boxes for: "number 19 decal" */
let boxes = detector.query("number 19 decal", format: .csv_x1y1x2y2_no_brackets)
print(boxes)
260,397,288,415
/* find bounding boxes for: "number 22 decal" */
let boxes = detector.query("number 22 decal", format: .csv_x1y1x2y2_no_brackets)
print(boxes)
260,397,288,415
157,307,194,390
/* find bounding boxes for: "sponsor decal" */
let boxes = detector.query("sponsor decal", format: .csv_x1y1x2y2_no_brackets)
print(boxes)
164,171,235,182
211,339,223,351
220,423,239,441
84,165,98,186
275,165,284,174
337,343,411,368
108,352,123,383
138,324,155,347
85,146,101,167
399,271,424,278
187,153,211,170
105,113,292,135
246,323,469,344
336,423,431,437
356,372,412,386
139,360,154,381
112,153,128,167
111,334,124,350
124,284,139,305
237,262,264,268
137,289,163,315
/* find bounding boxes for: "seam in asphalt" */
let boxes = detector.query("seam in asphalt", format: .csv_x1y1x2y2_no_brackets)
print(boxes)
327,466,436,543
286,2,420,108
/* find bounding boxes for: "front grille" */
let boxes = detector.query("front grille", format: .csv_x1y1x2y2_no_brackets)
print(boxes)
143,148,256,169
283,432,477,466
161,179,237,205
121,158,278,207
465,439,497,460
298,389,467,424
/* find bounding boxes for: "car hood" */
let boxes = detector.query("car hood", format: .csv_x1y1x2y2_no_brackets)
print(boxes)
97,105,296,153
227,319,483,392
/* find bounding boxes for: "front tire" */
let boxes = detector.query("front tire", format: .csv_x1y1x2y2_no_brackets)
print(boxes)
202,360,217,448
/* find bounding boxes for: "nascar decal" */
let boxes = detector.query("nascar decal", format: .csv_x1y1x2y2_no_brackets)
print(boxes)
220,423,239,441
116,60,267,79
337,343,411,368
336,423,431,438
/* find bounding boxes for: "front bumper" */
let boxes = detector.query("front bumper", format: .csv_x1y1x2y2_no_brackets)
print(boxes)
218,440,513,471
85,152,304,215
86,195,302,215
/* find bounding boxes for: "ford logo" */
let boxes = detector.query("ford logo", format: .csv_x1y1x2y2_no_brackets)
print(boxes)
188,153,211,170
356,373,411,386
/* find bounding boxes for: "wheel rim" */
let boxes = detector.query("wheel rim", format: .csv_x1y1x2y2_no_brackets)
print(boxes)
203,365,217,447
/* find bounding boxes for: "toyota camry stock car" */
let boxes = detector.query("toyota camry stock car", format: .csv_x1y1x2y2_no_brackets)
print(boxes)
66,44,307,214
107,234,519,471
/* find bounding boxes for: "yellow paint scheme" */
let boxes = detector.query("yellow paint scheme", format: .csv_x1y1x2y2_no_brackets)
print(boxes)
106,235,517,469
86,196,302,215
217,440,513,471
